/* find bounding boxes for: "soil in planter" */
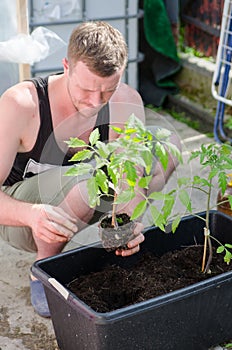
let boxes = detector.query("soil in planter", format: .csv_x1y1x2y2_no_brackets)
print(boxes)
67,246,232,313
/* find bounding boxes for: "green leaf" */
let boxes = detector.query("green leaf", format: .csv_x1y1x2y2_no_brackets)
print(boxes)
217,245,225,253
162,196,175,219
110,125,124,134
138,175,152,189
65,137,87,148
131,200,147,220
141,149,153,174
218,172,228,194
171,215,181,233
124,161,137,187
192,176,211,188
128,114,145,130
178,189,192,212
225,243,232,249
177,177,191,187
154,128,171,140
65,163,93,176
89,128,100,146
125,128,137,135
221,143,232,156
155,142,169,170
224,249,232,264
189,150,200,162
228,195,232,209
95,141,110,158
148,192,172,201
69,149,93,162
208,168,218,180
115,189,135,204
150,206,165,231
165,142,183,164
95,169,108,194
87,177,100,207
107,166,118,188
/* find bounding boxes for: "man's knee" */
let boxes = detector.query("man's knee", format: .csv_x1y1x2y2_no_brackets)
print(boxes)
0,225,37,253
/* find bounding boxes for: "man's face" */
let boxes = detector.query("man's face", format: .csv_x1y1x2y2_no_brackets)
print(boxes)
63,60,123,118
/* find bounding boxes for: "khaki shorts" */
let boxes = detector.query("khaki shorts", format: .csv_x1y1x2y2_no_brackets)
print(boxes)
0,164,111,253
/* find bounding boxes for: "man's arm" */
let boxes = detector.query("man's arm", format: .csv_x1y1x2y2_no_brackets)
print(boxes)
0,85,77,243
109,83,145,139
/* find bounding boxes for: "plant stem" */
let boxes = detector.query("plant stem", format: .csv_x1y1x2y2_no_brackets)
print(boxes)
201,179,213,273
111,192,118,228
201,227,208,272
201,228,213,273
111,164,124,227
204,235,213,273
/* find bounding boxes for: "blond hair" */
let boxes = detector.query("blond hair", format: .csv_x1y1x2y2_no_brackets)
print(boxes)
67,21,128,76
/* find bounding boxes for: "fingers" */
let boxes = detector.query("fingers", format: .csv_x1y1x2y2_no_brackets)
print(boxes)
34,221,74,244
115,242,140,257
35,229,68,244
115,222,145,257
31,204,78,244
44,206,77,232
132,222,144,236
48,220,76,239
50,206,77,223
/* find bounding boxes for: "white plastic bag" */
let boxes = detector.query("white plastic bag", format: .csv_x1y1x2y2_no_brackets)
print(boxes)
0,27,66,65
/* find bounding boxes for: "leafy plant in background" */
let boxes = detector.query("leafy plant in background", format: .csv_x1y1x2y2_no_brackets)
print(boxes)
225,117,232,130
176,142,232,272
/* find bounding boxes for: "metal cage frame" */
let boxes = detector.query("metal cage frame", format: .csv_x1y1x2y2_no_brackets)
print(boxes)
211,0,232,143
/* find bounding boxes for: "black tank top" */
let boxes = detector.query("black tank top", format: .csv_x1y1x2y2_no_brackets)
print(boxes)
4,76,110,186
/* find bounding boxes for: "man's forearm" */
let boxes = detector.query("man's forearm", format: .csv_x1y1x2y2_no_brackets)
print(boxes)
0,190,33,227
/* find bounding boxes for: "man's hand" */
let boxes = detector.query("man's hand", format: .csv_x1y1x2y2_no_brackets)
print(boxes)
115,222,145,257
29,204,78,244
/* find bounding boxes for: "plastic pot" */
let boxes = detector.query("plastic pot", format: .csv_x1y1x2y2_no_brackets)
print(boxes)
98,212,135,251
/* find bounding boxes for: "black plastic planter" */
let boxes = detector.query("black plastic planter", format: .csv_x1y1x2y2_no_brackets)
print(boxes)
32,211,232,350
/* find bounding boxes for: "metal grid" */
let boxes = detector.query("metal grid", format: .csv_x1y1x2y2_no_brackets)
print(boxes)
182,0,223,58
28,0,143,89
211,0,232,142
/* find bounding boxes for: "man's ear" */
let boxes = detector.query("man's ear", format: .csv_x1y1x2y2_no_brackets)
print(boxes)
62,58,69,74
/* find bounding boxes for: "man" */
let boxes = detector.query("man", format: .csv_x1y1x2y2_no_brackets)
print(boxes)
0,21,180,317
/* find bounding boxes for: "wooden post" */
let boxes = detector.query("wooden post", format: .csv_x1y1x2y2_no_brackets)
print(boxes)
16,0,31,81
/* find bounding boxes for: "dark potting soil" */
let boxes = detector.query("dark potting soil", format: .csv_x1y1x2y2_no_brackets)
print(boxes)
100,213,131,228
67,246,232,313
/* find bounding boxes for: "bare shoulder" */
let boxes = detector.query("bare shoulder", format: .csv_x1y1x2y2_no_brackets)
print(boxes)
0,81,37,115
109,83,145,134
0,81,39,152
111,82,143,105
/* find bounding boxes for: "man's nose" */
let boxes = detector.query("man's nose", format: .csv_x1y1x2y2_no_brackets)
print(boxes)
89,91,105,107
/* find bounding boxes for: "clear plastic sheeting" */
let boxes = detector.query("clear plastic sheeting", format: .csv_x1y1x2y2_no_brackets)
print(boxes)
0,27,66,65
0,1,18,95
32,0,82,21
